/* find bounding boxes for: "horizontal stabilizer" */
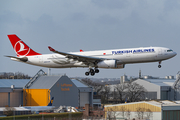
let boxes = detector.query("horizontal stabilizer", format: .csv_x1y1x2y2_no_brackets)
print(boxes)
5,56,28,62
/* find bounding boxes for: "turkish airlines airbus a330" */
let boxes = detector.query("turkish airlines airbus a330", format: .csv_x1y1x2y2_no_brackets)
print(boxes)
6,34,177,76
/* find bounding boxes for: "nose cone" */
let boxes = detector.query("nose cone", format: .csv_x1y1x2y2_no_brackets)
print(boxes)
172,52,177,57
173,52,177,57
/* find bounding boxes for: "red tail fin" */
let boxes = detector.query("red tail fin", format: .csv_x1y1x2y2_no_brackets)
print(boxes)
7,34,41,57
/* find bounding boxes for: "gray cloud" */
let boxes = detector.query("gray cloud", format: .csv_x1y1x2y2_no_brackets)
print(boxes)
92,0,129,9
0,0,179,78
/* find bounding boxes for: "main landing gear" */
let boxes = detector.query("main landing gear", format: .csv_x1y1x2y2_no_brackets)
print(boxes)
85,68,99,76
158,61,161,68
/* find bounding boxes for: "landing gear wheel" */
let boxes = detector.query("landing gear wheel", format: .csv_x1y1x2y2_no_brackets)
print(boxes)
95,68,99,73
90,69,94,73
86,67,99,76
158,61,162,68
158,65,161,68
89,69,95,76
91,72,95,76
85,72,89,76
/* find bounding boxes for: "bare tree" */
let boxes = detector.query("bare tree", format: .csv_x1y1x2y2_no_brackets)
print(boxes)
3,107,15,116
81,78,104,95
115,84,127,103
81,78,93,85
105,106,120,120
125,82,146,102
92,83,104,95
106,108,116,120
136,107,141,120
0,72,31,79
136,107,146,120
146,108,153,119
101,85,111,104
81,78,112,104
119,106,126,119
126,109,131,120
112,90,119,103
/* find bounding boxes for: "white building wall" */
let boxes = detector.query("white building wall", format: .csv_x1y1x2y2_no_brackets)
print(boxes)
133,79,161,99
80,92,89,107
109,111,161,120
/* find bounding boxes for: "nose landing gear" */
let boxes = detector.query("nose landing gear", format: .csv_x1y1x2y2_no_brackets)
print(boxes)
158,61,162,68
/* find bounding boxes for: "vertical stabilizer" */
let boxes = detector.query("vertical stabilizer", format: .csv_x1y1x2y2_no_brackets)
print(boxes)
7,34,41,57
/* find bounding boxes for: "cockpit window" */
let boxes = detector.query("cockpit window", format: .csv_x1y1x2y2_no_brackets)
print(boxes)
167,49,173,52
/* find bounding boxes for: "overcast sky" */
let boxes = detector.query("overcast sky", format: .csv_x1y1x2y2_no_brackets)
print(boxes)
0,0,179,78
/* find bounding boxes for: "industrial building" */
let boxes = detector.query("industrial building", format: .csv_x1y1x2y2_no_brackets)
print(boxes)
105,100,180,120
24,75,93,107
108,75,180,101
0,79,29,107
0,71,93,108
133,78,179,100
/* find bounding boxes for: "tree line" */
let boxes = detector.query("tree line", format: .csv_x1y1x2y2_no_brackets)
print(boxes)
0,72,31,79
106,106,153,120
81,78,146,104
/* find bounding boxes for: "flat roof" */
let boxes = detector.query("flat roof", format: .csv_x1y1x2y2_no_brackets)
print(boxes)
105,100,180,108
0,79,30,88
71,79,89,87
145,79,176,83
140,79,176,87
104,101,161,108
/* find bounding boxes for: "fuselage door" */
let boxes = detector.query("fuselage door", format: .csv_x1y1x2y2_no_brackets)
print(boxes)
125,52,132,62
39,56,43,63
126,53,130,57
158,49,162,55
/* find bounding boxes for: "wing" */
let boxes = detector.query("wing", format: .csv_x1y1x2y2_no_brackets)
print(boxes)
48,46,107,64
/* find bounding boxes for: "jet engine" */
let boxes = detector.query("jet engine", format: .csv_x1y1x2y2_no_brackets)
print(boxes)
97,60,125,69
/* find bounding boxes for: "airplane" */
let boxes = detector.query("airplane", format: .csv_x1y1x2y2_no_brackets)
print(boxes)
6,34,177,76
23,97,55,112
0,97,55,114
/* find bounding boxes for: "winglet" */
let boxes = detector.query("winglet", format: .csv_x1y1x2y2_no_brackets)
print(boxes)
48,46,56,52
80,49,84,52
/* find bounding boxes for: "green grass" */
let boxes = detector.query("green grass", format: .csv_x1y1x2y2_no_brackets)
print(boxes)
0,112,83,120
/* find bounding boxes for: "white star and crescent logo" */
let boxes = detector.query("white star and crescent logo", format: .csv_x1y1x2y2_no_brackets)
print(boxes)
14,41,30,56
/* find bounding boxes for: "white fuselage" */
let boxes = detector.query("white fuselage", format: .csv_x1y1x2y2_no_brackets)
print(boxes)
12,47,176,69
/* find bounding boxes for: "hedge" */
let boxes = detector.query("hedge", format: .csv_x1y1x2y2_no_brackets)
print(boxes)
0,112,83,120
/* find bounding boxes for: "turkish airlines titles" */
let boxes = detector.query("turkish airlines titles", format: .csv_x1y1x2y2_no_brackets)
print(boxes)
112,48,155,55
